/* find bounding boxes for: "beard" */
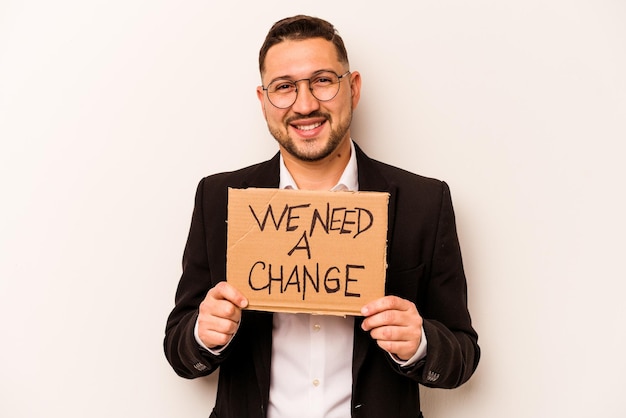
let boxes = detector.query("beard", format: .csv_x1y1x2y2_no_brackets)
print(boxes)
268,110,352,162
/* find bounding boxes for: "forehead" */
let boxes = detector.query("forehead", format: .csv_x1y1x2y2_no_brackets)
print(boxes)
263,38,341,80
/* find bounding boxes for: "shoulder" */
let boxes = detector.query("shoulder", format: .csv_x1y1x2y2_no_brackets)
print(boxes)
197,153,280,192
356,144,447,193
372,158,452,207
372,157,443,187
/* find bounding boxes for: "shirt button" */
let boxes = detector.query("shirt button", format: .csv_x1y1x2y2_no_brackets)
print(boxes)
312,379,320,387
313,324,321,332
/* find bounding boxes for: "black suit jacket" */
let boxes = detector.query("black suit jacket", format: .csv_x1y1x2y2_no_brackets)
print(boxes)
164,144,480,418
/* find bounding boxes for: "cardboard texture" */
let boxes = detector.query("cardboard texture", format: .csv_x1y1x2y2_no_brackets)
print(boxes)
227,187,389,316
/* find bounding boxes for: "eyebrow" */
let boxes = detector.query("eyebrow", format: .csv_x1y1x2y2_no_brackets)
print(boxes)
267,68,339,85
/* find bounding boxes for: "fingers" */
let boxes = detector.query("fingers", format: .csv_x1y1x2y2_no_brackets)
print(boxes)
209,281,249,309
197,282,248,349
361,295,400,316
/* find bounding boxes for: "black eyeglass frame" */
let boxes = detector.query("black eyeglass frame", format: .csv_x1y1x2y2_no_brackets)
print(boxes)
262,70,351,109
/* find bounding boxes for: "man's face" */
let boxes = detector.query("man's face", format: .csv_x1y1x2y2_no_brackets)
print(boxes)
257,38,361,162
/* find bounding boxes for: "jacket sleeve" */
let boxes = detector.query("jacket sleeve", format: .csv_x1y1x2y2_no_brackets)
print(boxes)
397,181,480,388
163,177,229,378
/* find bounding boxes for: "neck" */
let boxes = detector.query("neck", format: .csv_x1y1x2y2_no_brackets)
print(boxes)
281,138,351,191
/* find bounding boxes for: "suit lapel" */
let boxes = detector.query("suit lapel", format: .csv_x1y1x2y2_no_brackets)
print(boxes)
234,153,280,407
352,143,398,381
354,144,397,243
239,152,281,189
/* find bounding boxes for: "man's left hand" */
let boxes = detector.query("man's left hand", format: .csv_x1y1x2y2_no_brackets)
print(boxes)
360,296,423,361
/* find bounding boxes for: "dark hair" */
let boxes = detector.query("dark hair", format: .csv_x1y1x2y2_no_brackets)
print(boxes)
259,15,349,74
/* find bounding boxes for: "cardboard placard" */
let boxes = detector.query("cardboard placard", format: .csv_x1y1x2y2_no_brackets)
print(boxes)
226,188,389,316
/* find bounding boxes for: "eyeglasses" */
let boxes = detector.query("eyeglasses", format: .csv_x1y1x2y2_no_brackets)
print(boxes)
262,70,351,109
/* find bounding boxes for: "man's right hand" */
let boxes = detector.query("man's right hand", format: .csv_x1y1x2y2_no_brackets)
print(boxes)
197,281,248,349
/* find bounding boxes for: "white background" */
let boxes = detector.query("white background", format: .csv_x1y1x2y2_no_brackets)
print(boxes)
1,1,625,417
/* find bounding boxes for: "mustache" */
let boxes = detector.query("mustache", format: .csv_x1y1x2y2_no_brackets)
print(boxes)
286,111,330,124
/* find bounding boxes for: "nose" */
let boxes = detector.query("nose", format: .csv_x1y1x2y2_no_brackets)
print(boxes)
291,80,320,114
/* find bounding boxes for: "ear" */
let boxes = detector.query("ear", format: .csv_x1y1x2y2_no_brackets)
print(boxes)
256,85,267,118
349,71,362,110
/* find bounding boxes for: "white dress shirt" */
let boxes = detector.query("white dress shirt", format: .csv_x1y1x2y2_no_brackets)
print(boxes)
267,142,359,418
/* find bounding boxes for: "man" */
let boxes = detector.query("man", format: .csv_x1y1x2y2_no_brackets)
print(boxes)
164,15,479,418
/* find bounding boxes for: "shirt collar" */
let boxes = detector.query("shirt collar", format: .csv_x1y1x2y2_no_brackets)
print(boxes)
279,140,359,191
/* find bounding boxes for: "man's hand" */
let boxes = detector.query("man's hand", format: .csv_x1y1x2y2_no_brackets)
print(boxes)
197,282,248,349
360,296,423,361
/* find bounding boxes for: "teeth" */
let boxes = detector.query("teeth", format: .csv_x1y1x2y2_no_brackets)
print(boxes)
295,122,322,131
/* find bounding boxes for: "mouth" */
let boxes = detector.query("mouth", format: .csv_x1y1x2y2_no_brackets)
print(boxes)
292,121,324,131
289,117,327,137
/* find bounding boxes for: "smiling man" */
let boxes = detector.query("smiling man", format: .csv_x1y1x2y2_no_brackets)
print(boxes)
164,15,480,418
